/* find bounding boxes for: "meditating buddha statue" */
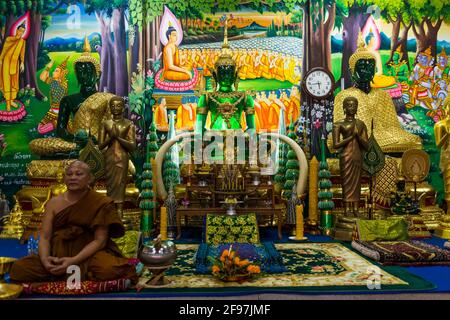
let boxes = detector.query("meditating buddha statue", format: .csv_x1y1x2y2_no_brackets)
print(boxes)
29,37,115,157
331,34,422,153
162,26,192,81
194,19,255,134
390,177,420,215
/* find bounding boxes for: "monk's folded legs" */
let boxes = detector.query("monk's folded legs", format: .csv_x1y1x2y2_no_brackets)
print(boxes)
9,255,64,283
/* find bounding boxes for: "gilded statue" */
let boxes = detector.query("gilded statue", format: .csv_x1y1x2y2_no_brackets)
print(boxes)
332,33,421,153
0,22,26,111
435,96,450,215
332,96,369,216
29,36,115,157
195,19,255,133
98,96,137,217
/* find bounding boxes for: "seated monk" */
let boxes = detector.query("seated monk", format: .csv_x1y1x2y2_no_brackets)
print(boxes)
10,160,138,285
154,97,169,131
176,98,197,131
162,26,192,81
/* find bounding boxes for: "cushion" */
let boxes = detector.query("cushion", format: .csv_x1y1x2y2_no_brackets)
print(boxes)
205,213,260,245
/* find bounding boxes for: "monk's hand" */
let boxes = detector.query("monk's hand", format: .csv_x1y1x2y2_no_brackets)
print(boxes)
20,63,25,73
49,257,76,276
42,256,60,272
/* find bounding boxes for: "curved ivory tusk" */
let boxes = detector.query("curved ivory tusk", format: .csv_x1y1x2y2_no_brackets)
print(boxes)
155,131,308,199
155,132,195,199
259,132,309,196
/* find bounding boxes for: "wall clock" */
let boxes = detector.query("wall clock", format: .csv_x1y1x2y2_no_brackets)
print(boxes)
302,67,334,100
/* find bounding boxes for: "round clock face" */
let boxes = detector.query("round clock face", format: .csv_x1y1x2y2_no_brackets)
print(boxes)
304,69,333,99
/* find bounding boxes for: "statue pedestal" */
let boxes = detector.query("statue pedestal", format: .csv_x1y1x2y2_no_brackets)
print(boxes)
435,215,450,239
332,215,358,241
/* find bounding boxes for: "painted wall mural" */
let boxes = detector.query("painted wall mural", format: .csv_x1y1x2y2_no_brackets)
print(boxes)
0,0,448,209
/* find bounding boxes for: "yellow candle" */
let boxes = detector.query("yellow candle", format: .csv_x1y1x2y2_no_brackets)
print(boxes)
296,204,304,239
160,206,168,240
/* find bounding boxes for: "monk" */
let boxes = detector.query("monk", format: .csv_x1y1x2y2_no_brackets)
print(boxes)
0,23,26,111
10,160,138,284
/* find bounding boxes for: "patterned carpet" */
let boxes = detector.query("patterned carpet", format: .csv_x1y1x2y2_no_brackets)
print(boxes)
137,242,433,293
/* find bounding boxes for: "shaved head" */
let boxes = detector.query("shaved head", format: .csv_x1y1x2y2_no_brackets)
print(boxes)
66,160,94,186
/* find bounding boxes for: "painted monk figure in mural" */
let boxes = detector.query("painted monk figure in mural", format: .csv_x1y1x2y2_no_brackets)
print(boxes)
10,160,138,285
0,23,26,112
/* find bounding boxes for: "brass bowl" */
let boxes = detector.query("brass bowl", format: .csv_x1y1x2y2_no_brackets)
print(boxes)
0,283,23,299
0,257,17,277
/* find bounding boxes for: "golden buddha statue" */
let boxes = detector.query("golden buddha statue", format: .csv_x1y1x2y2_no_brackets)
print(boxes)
29,39,115,157
434,97,450,238
162,26,192,81
331,34,422,153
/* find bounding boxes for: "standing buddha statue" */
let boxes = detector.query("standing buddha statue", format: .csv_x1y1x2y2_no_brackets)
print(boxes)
435,96,450,238
332,33,422,153
194,18,255,134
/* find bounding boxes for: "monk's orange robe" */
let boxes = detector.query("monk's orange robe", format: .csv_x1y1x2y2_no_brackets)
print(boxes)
10,190,137,285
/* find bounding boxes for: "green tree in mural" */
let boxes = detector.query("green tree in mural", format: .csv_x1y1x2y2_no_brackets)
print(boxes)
371,0,412,69
0,0,73,100
408,0,450,58
85,0,129,96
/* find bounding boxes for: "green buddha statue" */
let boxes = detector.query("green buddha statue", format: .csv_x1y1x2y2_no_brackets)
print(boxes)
332,33,422,153
390,177,420,215
194,19,255,134
387,46,409,83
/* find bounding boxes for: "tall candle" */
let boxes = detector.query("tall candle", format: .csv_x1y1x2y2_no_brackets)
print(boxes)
160,206,168,240
296,204,304,239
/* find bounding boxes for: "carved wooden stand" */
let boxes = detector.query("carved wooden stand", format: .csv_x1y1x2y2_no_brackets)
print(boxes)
137,265,172,289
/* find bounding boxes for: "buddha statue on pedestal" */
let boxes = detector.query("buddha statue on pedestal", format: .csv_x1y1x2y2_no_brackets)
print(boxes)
194,19,255,134
331,34,422,153
435,96,450,239
332,96,369,217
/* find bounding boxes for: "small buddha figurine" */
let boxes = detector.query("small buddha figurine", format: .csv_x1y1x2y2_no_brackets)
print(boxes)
162,26,192,81
332,96,369,216
49,166,68,197
390,177,420,215
195,18,255,133
98,96,137,217
332,33,422,153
